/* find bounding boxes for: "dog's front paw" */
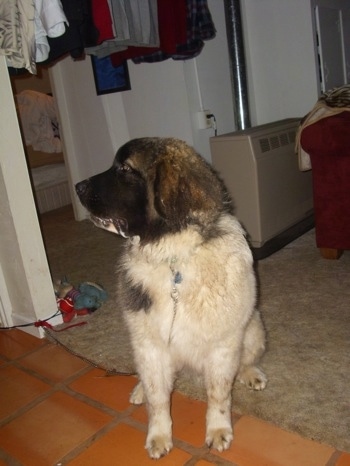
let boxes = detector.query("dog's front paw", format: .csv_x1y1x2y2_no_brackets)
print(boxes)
146,435,173,459
206,427,233,452
238,366,267,391
129,381,145,405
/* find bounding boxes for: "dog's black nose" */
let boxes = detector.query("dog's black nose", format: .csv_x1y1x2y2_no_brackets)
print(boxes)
75,180,88,197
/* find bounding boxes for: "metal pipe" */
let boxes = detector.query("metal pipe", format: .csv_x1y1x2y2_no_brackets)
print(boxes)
224,0,251,130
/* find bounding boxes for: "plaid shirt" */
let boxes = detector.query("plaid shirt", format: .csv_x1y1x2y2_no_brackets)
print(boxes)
132,0,216,63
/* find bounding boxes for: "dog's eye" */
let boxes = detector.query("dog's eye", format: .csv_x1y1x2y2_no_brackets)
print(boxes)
118,163,131,173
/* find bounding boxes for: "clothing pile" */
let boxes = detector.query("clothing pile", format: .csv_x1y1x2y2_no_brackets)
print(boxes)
0,0,215,75
295,84,350,171
16,90,62,153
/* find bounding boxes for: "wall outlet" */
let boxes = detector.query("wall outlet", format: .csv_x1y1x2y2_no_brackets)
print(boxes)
195,110,213,129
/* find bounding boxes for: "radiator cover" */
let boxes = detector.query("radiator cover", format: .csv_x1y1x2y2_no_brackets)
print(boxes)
210,118,314,259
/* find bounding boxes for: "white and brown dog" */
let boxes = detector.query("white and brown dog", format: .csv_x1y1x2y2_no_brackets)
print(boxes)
76,137,267,459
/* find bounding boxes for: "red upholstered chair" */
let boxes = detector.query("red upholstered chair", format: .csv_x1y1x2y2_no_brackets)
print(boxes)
300,111,350,259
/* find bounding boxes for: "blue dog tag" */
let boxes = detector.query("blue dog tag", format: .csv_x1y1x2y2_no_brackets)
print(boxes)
174,271,182,284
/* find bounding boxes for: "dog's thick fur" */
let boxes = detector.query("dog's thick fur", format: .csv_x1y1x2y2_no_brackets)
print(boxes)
76,137,267,459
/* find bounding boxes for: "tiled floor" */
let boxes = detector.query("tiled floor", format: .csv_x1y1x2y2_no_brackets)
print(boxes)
0,329,349,466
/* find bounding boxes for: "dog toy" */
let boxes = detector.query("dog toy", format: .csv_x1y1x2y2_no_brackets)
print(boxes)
78,281,108,308
56,296,90,323
53,278,107,322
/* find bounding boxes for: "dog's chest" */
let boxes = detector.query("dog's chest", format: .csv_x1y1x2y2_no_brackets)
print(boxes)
125,250,232,344
128,256,187,308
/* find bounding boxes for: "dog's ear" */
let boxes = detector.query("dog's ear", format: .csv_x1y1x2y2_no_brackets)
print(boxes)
153,144,224,227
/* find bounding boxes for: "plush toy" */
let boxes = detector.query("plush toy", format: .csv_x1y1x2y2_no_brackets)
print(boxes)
53,279,73,299
56,295,89,323
78,282,108,306
65,287,98,310
53,279,107,321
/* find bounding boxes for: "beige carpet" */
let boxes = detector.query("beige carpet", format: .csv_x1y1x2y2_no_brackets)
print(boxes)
42,206,350,453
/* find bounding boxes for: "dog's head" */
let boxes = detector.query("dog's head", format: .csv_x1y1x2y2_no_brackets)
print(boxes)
75,137,232,241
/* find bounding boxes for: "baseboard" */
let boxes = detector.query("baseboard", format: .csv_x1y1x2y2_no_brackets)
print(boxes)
251,213,315,261
11,312,63,338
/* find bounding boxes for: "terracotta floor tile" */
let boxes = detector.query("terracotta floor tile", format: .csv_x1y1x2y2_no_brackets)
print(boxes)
194,460,219,466
213,415,334,466
70,368,138,411
0,329,346,466
171,392,207,447
67,422,192,465
0,329,46,360
132,391,207,447
0,391,113,466
336,453,350,466
19,343,88,382
0,365,50,421
131,401,148,423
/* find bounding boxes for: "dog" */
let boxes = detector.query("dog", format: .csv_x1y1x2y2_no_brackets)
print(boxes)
75,137,267,459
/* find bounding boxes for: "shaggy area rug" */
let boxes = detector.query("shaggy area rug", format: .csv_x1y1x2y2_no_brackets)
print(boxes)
42,206,350,453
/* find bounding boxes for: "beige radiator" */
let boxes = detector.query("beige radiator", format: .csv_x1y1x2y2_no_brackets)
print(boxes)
210,118,314,259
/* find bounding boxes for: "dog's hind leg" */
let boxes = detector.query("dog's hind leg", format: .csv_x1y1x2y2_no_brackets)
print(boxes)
129,381,146,405
237,310,267,390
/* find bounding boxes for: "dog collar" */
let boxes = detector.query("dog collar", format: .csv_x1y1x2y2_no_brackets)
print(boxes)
168,257,182,344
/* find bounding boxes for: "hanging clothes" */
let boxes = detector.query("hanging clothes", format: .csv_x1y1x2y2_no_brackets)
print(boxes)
0,0,68,74
108,0,188,68
46,0,98,61
34,0,68,62
90,0,216,67
85,0,160,59
0,1,36,74
133,0,216,63
1,0,216,75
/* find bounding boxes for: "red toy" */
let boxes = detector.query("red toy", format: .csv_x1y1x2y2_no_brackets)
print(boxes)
56,296,89,322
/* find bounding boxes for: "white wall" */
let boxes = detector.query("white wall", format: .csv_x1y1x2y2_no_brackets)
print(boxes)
185,1,236,158
49,57,130,219
122,1,236,161
241,0,319,125
123,60,193,142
